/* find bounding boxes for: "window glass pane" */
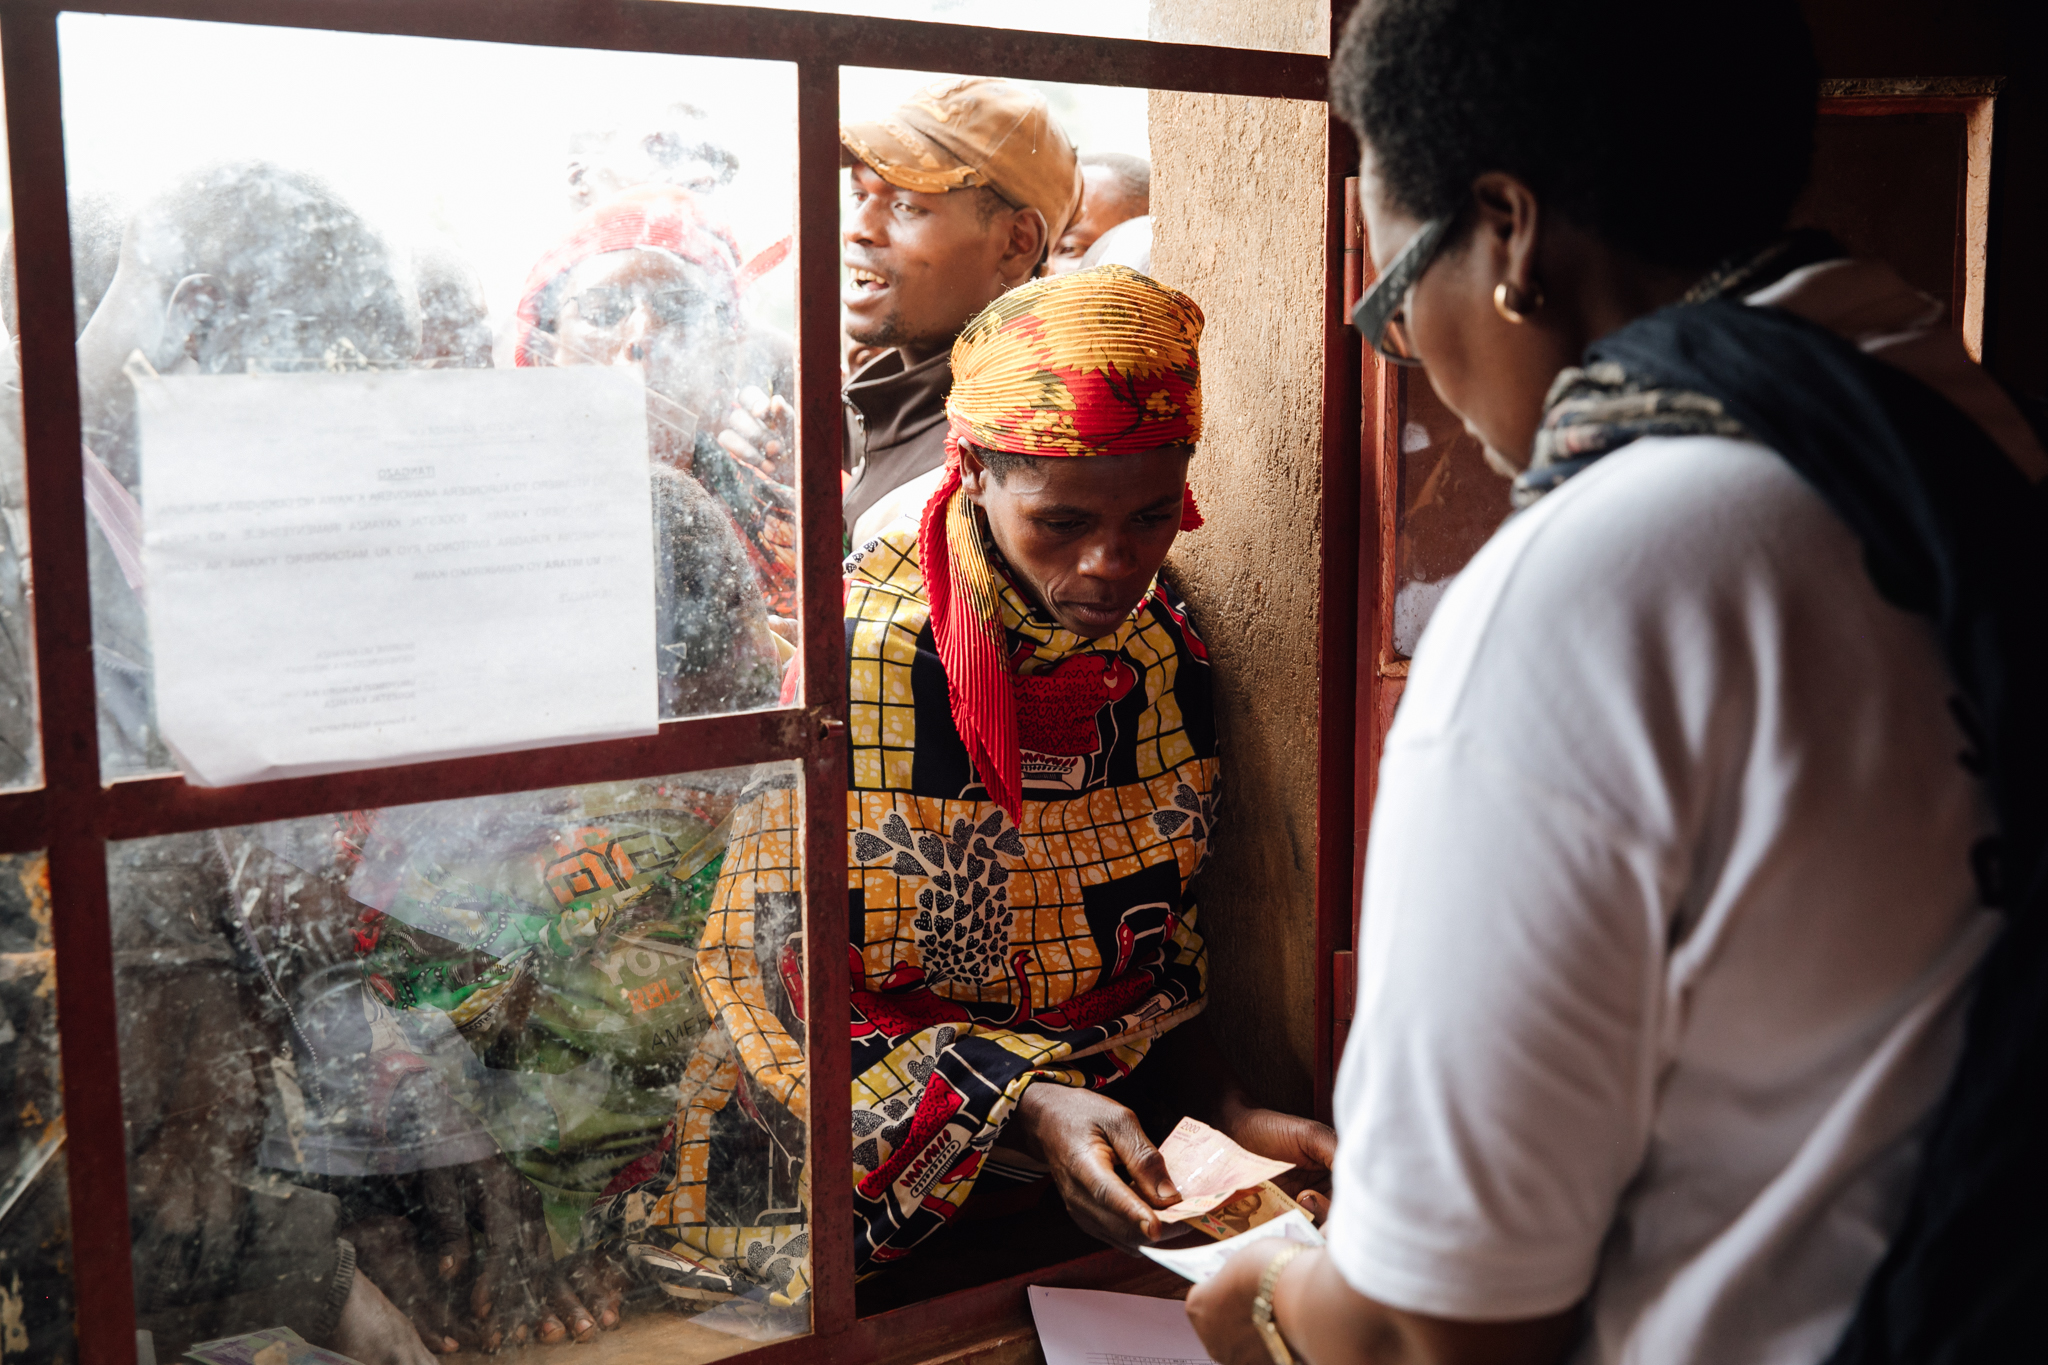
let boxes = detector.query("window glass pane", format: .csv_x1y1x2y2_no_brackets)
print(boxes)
112,763,809,1361
725,0,1145,43
712,0,1330,54
0,48,41,791
838,67,1326,1304
838,71,1149,546
58,18,797,782
0,852,75,1363
1391,373,1509,658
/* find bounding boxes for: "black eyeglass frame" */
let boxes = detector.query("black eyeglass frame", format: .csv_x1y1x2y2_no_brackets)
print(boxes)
1350,213,1452,367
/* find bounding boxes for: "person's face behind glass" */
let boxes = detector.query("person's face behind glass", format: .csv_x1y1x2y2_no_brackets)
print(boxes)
959,443,1190,640
548,246,735,462
76,244,414,481
417,281,493,369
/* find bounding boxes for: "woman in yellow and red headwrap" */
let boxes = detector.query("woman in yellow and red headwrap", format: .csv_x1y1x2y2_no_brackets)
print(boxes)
589,266,1249,1300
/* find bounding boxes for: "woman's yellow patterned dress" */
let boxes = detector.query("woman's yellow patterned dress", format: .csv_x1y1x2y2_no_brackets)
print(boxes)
590,524,1218,1302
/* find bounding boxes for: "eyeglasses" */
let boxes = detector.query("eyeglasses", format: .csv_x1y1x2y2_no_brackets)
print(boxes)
568,283,710,331
1350,214,1451,367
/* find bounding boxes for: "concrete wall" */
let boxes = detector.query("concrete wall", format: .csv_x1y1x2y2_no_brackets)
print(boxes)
1148,0,1332,1116
1148,0,1330,55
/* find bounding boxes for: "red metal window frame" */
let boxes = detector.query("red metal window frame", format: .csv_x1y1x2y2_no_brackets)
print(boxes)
0,3,1353,1360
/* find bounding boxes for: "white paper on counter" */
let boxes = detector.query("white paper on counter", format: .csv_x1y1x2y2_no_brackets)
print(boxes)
1027,1285,1216,1365
138,366,656,786
1139,1208,1325,1284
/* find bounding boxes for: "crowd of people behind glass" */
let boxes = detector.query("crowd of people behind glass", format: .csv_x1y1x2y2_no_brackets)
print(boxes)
0,106,823,1360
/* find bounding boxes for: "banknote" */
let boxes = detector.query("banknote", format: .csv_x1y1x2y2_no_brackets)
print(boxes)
1154,1116,1295,1222
183,1326,364,1365
1139,1207,1325,1283
1184,1179,1302,1240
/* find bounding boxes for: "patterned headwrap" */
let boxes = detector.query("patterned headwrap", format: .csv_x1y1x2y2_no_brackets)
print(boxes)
512,184,743,367
918,263,1205,819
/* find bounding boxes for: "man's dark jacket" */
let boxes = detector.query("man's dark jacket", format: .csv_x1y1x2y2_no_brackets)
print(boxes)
842,349,950,535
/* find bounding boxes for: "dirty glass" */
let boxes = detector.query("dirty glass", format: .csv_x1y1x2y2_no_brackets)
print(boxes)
57,17,797,782
0,852,74,1365
724,0,1146,43
0,49,39,792
719,0,1330,54
1391,372,1511,658
0,366,31,794
112,762,811,1362
841,67,1334,1308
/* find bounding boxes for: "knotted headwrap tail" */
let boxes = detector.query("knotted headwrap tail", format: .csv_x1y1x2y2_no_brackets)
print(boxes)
919,264,1205,819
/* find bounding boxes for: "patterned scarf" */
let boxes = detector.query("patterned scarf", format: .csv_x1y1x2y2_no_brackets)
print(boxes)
1514,232,1844,508
920,264,1206,818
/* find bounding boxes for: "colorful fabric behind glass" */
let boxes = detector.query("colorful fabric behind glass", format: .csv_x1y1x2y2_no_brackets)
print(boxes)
342,782,737,1230
0,854,72,1363
590,523,1217,1282
224,782,744,1257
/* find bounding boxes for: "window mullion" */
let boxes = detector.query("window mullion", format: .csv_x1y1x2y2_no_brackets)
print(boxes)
1312,112,1364,1124
794,54,855,1343
96,707,817,841
2,4,145,1363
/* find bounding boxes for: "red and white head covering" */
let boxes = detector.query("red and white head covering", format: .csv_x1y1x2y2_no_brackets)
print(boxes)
512,184,744,367
920,264,1205,818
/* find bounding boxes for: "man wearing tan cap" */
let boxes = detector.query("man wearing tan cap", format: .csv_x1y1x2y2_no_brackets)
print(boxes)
839,76,1081,544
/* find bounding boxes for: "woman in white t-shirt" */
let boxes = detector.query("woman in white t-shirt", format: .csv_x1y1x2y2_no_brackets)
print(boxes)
1186,1,2048,1363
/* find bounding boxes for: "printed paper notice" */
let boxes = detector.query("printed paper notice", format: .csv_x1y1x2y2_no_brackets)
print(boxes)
1028,1286,1216,1365
139,367,657,786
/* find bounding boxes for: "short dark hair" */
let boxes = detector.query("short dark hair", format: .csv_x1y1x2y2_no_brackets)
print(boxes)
1079,152,1150,211
968,185,1057,272
963,442,1048,485
130,161,418,364
1,189,127,340
1330,0,1818,272
973,184,1014,228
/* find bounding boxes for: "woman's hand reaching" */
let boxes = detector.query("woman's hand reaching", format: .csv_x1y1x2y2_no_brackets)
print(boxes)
1013,1082,1182,1250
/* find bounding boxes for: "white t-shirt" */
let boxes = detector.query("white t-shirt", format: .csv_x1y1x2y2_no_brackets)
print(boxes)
1328,261,2042,1364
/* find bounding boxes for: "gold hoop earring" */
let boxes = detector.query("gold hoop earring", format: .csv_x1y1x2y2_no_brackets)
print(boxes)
1493,281,1541,324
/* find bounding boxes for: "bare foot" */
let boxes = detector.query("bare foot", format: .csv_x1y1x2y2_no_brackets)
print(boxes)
332,1272,438,1365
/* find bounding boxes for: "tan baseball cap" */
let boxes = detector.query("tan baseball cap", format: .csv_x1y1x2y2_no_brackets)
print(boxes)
841,77,1083,246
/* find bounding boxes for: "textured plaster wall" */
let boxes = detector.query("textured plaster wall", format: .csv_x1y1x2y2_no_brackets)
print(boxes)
1148,0,1330,54
1147,0,1330,1115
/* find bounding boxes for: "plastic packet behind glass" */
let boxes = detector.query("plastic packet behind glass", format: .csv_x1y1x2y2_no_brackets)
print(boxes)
112,761,805,1357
